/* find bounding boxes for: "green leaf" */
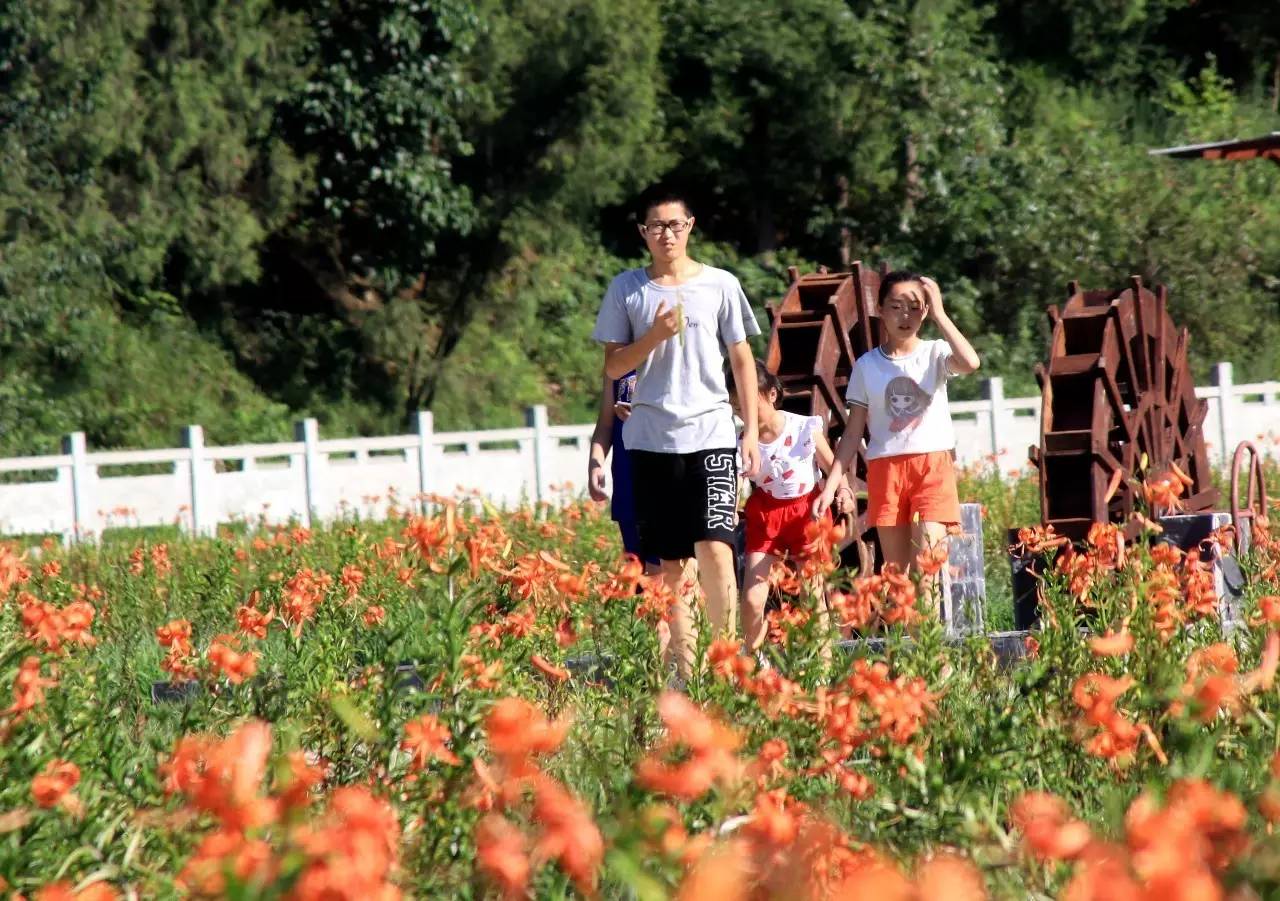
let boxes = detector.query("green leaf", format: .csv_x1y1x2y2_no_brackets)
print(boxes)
330,694,379,742
605,849,669,901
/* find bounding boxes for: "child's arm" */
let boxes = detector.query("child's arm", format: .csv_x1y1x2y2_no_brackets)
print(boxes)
587,375,614,503
813,404,868,519
815,431,836,474
922,277,980,375
814,431,855,514
726,340,760,478
603,300,679,380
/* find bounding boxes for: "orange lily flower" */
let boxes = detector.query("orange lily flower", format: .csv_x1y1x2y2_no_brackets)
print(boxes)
30,759,80,810
402,713,461,770
1089,628,1134,657
476,814,530,898
530,654,570,684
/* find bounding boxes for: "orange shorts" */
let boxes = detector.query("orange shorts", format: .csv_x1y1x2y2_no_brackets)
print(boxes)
866,451,961,527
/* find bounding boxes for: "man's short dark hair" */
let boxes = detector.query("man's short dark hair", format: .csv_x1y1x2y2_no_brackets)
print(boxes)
636,185,694,222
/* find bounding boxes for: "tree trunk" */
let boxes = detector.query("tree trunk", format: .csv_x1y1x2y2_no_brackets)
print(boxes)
288,242,385,316
836,173,853,268
752,108,777,254
902,132,921,229
409,231,505,416
1272,52,1279,114
755,195,777,255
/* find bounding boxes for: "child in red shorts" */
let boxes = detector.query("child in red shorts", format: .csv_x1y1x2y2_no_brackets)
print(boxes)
814,272,981,610
731,362,854,652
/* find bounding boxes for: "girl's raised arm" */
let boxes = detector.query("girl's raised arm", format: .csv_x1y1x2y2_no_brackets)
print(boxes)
922,277,980,375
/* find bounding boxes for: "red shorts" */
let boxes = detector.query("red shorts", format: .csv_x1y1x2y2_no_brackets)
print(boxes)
744,488,827,558
865,451,961,527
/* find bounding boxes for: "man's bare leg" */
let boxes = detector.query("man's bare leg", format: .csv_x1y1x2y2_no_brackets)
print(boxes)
660,558,697,682
694,539,738,640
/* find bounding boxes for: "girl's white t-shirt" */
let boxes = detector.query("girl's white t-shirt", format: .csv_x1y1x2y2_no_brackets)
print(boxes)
743,410,824,499
846,340,956,460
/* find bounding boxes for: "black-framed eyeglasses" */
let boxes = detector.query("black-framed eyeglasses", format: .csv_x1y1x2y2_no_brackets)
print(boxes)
640,219,691,237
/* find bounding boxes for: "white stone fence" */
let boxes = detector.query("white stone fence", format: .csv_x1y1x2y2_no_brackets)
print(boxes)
0,362,1275,541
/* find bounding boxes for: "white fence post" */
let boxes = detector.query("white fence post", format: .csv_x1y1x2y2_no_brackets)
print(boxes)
61,432,93,543
296,418,321,527
415,411,434,512
527,405,550,504
182,425,213,537
984,376,1006,470
1213,362,1233,464
12,366,1280,542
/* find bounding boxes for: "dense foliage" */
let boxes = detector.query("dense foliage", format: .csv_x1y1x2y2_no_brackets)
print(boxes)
2,1,1279,453
8,469,1280,897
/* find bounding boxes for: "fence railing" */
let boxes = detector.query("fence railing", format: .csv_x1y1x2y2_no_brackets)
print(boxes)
0,362,1276,541
960,362,1280,476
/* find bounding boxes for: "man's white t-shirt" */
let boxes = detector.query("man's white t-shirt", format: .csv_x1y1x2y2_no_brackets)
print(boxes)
591,266,761,453
743,411,823,500
845,340,956,460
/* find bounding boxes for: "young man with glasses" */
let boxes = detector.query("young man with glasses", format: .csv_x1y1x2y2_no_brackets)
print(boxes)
592,187,761,684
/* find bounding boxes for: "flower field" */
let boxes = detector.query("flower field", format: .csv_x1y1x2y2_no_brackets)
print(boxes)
7,469,1280,899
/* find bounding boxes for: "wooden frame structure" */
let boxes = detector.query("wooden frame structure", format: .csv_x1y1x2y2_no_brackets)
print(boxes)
1149,132,1280,165
1030,277,1217,540
764,262,885,451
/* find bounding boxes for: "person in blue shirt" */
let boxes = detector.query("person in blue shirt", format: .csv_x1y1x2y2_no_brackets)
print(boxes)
588,371,660,572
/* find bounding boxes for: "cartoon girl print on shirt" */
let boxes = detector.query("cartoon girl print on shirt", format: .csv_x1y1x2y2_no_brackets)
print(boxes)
884,376,932,433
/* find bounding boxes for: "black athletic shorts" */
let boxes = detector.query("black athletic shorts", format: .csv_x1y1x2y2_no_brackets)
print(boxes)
629,448,739,562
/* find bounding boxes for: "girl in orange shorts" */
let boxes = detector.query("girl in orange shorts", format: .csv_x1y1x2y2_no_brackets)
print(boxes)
814,272,981,605
730,362,855,653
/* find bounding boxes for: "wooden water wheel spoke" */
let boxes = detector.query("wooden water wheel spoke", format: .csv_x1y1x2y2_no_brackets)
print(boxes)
1100,368,1135,443
1034,277,1217,540
1154,286,1169,405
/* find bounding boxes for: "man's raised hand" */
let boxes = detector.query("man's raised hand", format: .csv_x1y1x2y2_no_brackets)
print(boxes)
648,299,680,342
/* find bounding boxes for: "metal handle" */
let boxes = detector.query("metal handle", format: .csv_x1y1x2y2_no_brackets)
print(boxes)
1229,440,1267,553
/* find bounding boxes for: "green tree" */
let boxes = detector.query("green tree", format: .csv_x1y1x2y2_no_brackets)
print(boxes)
0,0,308,452
657,0,1009,270
989,0,1184,85
277,0,483,305
929,67,1280,392
656,0,864,255
421,0,669,425
205,0,488,436
3,0,1280,456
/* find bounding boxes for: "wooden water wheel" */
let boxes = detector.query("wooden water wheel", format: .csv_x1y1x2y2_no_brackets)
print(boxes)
764,262,885,570
763,261,884,446
1031,276,1218,541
